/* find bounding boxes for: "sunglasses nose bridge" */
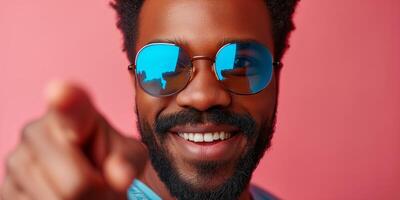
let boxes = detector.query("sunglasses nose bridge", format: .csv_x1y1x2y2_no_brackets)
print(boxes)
189,55,217,81
191,56,215,63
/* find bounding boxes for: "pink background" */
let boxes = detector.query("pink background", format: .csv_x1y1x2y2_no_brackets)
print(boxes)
1,0,399,199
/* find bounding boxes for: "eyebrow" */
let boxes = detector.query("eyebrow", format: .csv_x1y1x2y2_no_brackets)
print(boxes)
146,37,262,48
146,37,189,47
217,38,262,47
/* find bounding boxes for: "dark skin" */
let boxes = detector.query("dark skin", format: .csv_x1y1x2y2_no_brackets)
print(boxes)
136,0,277,199
1,0,277,199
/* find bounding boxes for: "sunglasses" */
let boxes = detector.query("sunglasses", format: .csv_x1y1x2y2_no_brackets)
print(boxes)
128,41,279,97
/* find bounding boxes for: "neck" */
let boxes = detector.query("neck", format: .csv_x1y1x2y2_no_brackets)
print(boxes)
138,160,175,200
137,160,252,200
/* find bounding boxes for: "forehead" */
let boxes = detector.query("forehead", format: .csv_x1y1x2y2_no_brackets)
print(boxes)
136,0,274,54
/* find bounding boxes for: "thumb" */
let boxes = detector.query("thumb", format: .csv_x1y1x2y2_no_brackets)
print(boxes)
104,135,149,192
45,80,99,145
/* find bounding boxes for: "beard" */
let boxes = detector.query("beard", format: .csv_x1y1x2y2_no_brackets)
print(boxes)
136,107,276,200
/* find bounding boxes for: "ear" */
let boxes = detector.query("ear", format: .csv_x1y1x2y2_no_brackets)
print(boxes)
128,64,136,84
127,64,138,102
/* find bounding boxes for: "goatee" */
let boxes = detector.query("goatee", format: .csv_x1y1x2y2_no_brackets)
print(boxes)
137,107,276,200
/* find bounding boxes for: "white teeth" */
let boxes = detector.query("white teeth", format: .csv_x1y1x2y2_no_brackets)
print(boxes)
177,131,233,143
204,133,213,142
213,132,219,140
194,133,203,142
220,132,225,140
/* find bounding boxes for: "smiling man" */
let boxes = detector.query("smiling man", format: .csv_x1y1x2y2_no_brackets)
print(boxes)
1,0,299,200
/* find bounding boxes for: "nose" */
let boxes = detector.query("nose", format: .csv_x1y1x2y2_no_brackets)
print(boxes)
176,60,231,111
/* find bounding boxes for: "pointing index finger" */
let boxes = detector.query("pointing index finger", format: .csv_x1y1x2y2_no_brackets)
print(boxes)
45,81,99,145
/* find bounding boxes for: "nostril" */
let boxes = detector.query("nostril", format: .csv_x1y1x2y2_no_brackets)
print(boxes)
176,85,231,111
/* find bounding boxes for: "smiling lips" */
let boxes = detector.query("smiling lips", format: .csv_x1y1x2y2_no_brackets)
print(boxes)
169,123,239,143
178,132,233,142
168,123,244,160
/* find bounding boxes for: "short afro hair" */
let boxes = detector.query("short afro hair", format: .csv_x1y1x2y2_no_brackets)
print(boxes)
111,0,300,67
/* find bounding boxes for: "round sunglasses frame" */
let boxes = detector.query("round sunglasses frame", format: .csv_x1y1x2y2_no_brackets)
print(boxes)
128,42,280,97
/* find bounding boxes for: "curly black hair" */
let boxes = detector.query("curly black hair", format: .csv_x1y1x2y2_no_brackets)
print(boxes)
111,0,300,67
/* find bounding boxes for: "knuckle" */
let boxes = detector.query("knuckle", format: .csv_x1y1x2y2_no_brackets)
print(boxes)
1,177,24,200
5,151,20,175
20,119,43,143
5,147,30,176
58,175,97,200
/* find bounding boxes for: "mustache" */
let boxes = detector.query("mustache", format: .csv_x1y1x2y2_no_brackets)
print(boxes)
154,108,257,138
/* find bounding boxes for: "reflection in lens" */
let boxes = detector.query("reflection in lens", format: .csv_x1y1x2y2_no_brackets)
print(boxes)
215,42,273,94
135,44,191,96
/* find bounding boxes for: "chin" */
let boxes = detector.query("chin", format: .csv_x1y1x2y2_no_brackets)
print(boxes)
137,107,275,200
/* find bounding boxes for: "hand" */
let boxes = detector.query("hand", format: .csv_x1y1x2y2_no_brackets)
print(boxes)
1,81,148,200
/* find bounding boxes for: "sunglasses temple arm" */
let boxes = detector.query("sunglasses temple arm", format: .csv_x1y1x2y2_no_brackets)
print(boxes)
273,61,282,68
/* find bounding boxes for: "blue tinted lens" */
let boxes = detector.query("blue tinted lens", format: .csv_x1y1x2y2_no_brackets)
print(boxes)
135,43,191,96
215,42,273,94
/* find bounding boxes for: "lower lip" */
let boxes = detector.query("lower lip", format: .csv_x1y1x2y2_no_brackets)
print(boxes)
169,133,245,161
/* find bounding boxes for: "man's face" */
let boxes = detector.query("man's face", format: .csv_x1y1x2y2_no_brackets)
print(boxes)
134,0,277,199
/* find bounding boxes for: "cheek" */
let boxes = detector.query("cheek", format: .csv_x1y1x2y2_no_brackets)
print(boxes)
135,85,169,123
134,72,277,126
233,74,277,124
